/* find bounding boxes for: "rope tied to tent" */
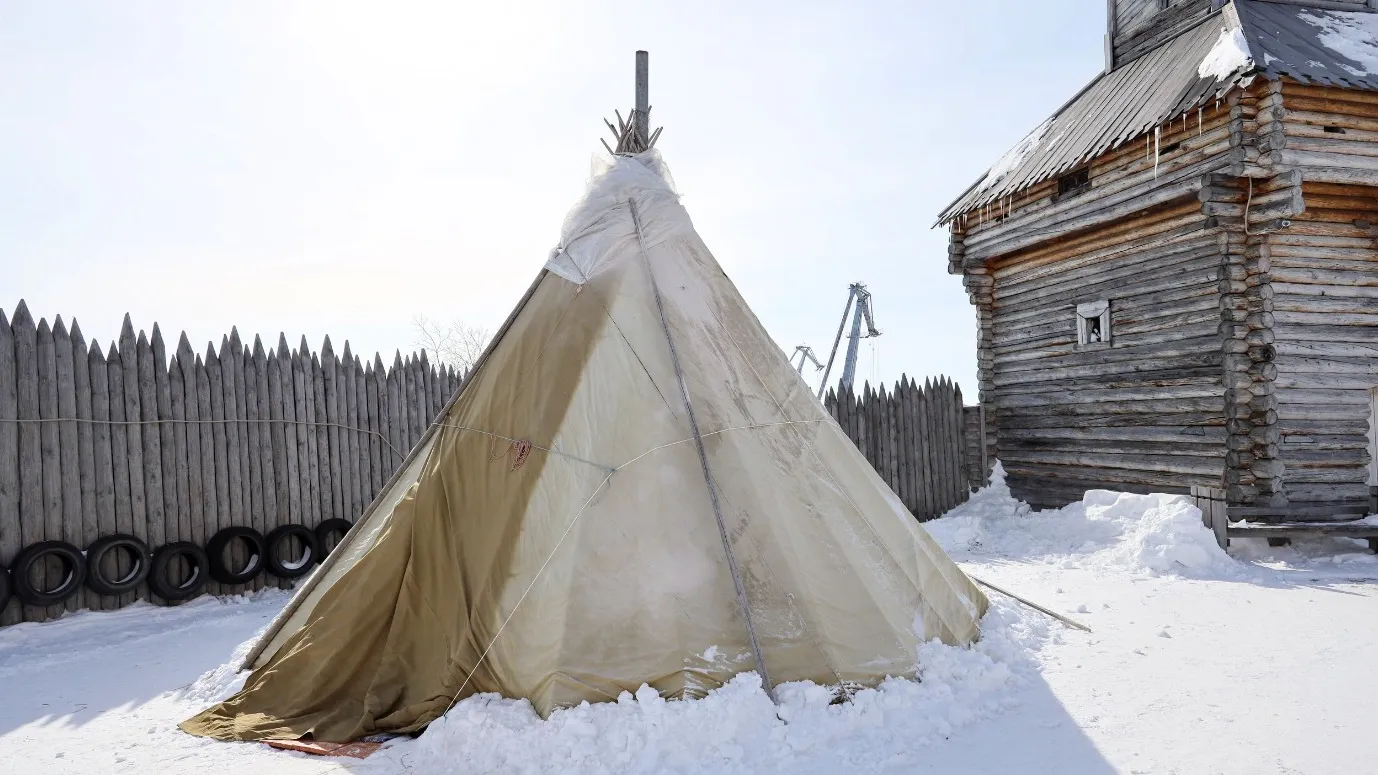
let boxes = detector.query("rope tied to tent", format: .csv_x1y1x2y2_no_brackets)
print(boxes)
510,439,533,470
483,433,540,472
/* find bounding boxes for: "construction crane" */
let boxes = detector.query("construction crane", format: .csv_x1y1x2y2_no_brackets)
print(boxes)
816,283,881,400
790,345,823,376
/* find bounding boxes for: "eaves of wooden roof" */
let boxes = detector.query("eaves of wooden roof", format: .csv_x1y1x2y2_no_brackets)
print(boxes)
937,0,1378,226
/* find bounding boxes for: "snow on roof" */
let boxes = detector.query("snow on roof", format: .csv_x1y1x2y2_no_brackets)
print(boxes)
938,1,1378,226
972,119,1053,197
937,11,1240,225
1233,0,1378,90
1299,10,1378,77
1199,25,1253,82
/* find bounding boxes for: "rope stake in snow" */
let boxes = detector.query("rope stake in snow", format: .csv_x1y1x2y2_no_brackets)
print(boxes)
629,197,775,702
967,574,1092,633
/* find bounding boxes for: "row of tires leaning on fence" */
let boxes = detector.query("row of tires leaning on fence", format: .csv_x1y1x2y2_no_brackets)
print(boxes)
0,519,353,614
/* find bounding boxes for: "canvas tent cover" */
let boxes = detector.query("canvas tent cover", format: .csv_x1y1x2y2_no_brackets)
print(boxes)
182,151,987,743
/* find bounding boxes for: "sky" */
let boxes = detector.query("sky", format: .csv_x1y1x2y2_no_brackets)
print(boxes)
0,0,1104,396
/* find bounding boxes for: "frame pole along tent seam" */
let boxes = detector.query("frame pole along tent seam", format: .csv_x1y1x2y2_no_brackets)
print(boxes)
628,197,774,702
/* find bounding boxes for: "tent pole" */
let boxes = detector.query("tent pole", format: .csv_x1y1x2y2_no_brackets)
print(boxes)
628,198,774,701
635,51,649,147
241,269,551,670
968,574,1091,633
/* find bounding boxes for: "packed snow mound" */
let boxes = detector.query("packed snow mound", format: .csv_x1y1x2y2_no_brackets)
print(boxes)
1199,25,1253,81
390,601,1048,775
926,463,1242,579
177,627,261,706
174,589,291,706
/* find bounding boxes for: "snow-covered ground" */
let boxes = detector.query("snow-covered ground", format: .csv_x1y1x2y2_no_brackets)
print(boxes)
2,467,1375,774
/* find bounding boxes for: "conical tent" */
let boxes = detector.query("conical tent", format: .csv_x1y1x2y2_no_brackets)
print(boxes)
182,150,987,743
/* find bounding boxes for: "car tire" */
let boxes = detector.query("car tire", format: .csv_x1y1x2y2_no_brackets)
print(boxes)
148,542,210,602
84,534,152,596
10,541,86,607
206,526,266,585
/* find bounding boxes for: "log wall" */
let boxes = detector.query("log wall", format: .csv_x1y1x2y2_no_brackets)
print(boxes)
1238,81,1378,512
985,203,1228,507
0,301,462,625
949,75,1245,509
823,377,983,521
1270,179,1378,508
949,77,1378,514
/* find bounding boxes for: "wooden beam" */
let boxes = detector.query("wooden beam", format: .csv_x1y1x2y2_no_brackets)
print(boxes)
635,51,649,147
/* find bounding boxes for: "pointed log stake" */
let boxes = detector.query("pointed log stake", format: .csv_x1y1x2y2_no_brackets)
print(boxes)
0,307,19,625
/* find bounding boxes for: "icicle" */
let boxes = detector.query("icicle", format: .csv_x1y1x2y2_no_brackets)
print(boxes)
1198,107,1203,136
1154,126,1161,179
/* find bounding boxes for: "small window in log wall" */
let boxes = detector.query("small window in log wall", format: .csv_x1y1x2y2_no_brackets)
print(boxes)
1077,300,1111,347
1057,168,1091,200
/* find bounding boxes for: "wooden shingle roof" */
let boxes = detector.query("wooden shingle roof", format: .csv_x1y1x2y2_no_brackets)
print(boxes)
938,0,1378,226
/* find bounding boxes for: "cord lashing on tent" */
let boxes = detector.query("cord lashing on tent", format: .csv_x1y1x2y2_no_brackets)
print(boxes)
486,435,534,471
439,423,612,473
715,313,974,648
441,469,616,716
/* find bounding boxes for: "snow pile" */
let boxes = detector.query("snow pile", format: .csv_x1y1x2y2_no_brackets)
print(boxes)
175,618,265,706
1199,25,1253,81
383,601,1047,775
974,118,1051,196
1301,10,1378,77
926,463,1241,579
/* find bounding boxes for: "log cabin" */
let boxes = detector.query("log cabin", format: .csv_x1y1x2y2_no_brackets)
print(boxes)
940,0,1378,545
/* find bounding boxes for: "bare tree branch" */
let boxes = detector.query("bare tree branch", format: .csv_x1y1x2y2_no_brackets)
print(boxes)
413,315,491,375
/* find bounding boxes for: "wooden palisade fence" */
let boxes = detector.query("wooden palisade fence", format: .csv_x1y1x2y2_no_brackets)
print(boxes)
824,376,988,522
0,300,989,627
0,301,462,626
